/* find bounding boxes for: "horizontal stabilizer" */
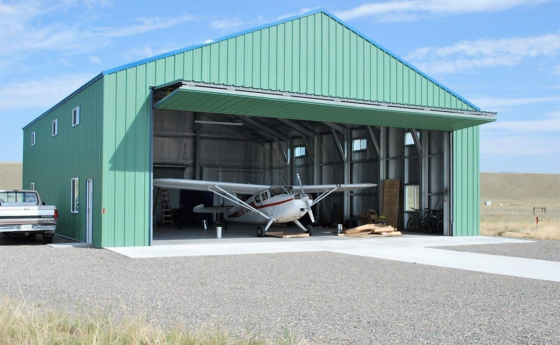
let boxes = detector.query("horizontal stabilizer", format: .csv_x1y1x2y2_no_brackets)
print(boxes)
193,204,232,214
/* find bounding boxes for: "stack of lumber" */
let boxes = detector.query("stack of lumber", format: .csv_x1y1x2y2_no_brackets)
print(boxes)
266,231,310,238
340,224,402,237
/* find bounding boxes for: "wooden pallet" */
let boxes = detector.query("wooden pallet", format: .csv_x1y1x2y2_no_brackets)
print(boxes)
265,232,310,238
343,223,396,234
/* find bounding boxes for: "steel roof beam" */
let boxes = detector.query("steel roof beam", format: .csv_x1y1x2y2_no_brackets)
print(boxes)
410,128,423,157
276,118,316,138
366,125,380,157
325,122,348,134
238,116,290,142
202,113,266,145
331,128,347,162
275,137,289,166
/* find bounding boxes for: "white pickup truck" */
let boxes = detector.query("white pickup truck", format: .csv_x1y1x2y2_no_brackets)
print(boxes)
0,190,57,243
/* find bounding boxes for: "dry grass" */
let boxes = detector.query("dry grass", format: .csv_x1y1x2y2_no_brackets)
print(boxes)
480,202,560,240
0,163,22,190
0,297,304,345
480,173,560,240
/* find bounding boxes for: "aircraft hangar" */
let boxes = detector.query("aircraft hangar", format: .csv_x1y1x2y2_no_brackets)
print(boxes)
22,10,496,247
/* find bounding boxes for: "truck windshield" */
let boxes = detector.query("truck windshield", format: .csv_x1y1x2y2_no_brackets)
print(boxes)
0,192,39,205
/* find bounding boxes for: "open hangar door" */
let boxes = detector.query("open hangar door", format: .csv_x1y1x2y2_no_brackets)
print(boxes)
149,81,494,242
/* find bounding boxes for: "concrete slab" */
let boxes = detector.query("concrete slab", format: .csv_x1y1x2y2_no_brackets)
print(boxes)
107,234,560,283
48,242,93,248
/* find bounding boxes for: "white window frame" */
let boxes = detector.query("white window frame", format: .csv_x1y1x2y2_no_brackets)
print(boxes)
31,132,36,146
52,119,58,136
294,146,306,158
353,138,367,152
404,185,420,212
71,178,79,214
72,106,80,127
30,182,35,191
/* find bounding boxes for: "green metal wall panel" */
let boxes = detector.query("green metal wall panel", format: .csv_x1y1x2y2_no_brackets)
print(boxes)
99,11,480,246
101,68,151,247
22,79,104,246
453,126,480,236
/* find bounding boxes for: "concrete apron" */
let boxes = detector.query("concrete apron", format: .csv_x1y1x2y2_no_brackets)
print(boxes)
107,236,560,283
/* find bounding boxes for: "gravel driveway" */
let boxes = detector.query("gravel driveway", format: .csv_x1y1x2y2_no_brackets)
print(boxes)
1,236,559,344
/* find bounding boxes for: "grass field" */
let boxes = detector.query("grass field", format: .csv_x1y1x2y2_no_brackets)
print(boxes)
480,173,560,240
0,297,302,345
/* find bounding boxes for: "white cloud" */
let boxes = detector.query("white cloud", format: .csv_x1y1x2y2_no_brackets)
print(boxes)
485,115,560,133
406,33,560,74
89,56,101,64
0,73,96,112
334,0,551,21
0,1,194,69
210,17,245,30
469,95,560,109
124,46,181,61
481,134,560,155
102,15,194,38
481,110,560,155
554,65,560,74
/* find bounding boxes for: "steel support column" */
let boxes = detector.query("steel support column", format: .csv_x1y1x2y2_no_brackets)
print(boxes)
443,131,451,236
421,129,429,210
378,127,387,215
344,129,351,220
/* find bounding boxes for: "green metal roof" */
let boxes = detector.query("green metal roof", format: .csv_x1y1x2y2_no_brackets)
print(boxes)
154,83,496,132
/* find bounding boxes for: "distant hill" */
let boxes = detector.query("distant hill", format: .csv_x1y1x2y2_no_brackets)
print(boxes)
481,172,560,203
0,163,22,190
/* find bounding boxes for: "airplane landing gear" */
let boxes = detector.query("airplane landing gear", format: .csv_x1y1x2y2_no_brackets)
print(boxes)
306,224,314,236
257,226,265,237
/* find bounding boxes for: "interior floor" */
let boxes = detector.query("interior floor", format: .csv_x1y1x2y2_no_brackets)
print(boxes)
152,224,340,245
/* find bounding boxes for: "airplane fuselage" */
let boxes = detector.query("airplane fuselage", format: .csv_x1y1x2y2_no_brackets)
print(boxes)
224,191,308,224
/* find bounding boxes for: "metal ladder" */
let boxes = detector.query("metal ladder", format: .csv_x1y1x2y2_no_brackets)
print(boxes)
154,188,174,226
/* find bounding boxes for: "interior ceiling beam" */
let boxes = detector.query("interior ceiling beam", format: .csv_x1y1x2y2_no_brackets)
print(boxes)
410,128,423,157
366,125,380,157
238,116,289,142
275,137,289,166
276,118,316,138
325,122,347,134
300,134,314,164
331,128,347,162
202,113,266,145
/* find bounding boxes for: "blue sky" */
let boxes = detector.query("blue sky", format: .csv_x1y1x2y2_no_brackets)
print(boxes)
1,0,559,173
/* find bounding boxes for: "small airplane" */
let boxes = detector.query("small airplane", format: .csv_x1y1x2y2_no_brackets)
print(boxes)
153,174,376,237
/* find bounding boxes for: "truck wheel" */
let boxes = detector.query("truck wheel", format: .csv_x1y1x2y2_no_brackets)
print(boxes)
42,235,54,244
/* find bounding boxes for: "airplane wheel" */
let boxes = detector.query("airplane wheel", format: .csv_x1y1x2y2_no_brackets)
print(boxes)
306,225,314,236
257,226,265,237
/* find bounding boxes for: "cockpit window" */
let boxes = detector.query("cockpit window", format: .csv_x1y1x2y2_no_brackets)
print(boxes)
255,194,261,203
262,192,268,201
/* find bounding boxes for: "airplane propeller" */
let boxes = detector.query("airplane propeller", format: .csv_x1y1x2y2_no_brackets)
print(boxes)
296,173,315,224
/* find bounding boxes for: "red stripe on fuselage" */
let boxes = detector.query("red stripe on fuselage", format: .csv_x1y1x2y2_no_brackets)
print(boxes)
228,197,294,218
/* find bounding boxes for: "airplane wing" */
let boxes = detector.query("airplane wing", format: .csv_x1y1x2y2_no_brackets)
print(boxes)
193,204,233,214
300,183,377,193
153,178,270,195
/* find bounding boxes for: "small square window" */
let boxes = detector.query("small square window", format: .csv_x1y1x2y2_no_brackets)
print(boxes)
71,178,79,214
31,132,36,146
353,138,367,151
405,185,420,211
72,106,80,127
52,119,58,136
30,182,35,191
405,131,420,146
294,146,306,158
